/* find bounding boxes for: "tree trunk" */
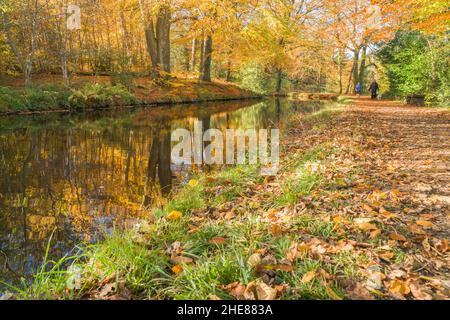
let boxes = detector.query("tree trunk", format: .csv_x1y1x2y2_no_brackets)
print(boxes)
199,35,212,82
226,60,232,82
199,36,205,74
275,68,283,94
358,46,367,91
352,48,360,94
156,5,171,75
139,1,171,79
184,46,190,72
338,48,344,94
191,38,197,72
345,62,354,94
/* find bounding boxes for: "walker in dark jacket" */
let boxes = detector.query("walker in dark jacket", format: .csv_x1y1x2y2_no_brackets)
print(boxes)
369,81,379,100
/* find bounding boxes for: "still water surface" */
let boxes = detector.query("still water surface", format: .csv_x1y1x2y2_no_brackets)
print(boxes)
0,98,323,285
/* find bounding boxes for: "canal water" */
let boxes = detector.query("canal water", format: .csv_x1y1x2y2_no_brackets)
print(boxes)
0,98,323,286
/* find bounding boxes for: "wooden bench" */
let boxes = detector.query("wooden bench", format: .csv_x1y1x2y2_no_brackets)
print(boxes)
407,94,425,106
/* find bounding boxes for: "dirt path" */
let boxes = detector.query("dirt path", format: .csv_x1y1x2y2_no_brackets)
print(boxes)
331,97,449,299
343,97,449,234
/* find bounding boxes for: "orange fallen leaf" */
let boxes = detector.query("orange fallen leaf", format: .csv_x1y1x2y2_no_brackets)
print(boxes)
378,251,394,261
370,229,381,238
269,224,282,236
208,237,227,245
389,279,410,297
172,265,183,275
390,233,407,242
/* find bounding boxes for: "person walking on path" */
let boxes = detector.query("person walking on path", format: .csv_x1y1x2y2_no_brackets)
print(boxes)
355,82,362,97
369,80,379,100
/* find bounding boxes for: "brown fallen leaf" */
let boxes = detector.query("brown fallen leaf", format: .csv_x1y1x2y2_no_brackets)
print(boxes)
256,282,278,300
409,283,432,300
170,256,193,265
224,282,246,299
247,253,262,268
98,282,116,298
347,283,374,300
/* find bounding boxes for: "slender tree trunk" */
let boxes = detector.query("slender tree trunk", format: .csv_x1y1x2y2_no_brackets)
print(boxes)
184,46,190,72
226,60,232,82
358,46,367,91
345,62,354,94
338,48,344,94
191,38,197,72
199,36,205,74
199,35,212,82
352,48,360,94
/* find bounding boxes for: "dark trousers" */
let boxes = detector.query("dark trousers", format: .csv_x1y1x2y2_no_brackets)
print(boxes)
371,91,378,99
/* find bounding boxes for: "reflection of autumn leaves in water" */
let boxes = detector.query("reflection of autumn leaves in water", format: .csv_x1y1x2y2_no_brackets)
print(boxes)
0,99,321,282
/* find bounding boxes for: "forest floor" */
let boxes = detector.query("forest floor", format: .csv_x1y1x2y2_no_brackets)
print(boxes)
9,97,450,300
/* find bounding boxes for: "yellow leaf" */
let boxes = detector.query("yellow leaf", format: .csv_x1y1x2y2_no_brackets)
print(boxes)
416,220,433,228
357,222,378,231
301,271,316,284
325,287,343,300
167,210,182,221
188,179,199,188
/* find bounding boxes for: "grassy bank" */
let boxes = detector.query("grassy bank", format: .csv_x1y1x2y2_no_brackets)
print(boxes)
4,102,363,300
0,76,260,115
